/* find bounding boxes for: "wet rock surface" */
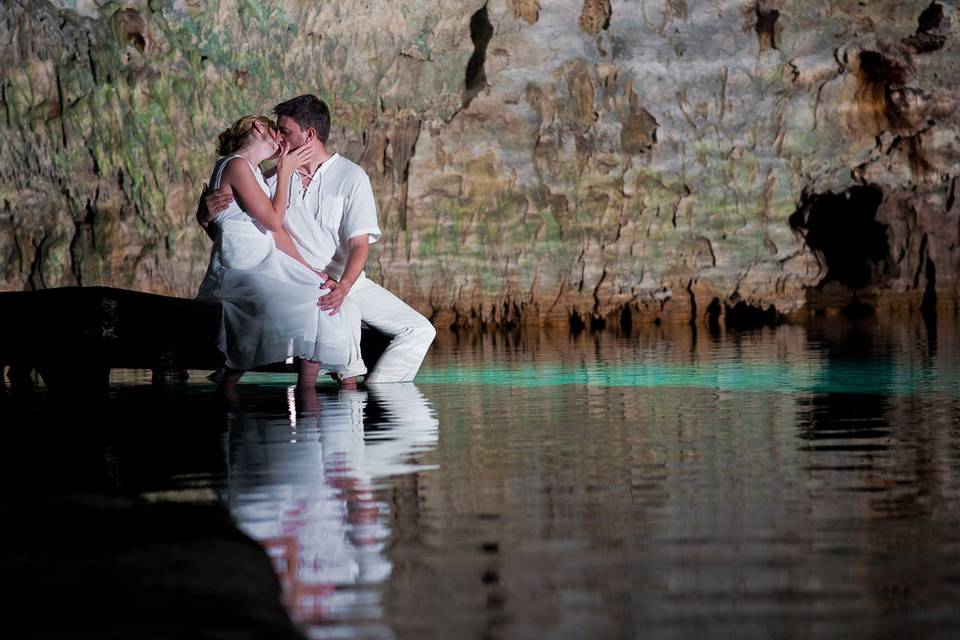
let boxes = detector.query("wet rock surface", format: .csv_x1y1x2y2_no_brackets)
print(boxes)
1,1,958,328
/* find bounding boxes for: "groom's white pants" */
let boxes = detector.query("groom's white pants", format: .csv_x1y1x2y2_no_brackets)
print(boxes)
339,275,436,383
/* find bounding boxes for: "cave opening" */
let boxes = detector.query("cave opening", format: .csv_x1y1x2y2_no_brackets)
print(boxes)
918,2,944,33
706,298,722,334
463,5,493,108
904,2,946,53
619,305,633,335
789,186,889,290
755,6,779,51
725,301,780,330
858,51,907,86
569,310,585,335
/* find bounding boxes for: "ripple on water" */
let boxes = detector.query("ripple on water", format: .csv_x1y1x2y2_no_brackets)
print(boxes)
8,319,960,639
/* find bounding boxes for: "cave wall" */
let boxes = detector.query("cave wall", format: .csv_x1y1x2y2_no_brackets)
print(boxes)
2,0,958,328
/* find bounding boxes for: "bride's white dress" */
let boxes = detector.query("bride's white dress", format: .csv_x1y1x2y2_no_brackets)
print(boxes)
197,155,363,372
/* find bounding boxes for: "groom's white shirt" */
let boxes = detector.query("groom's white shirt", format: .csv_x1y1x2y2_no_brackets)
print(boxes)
265,153,381,278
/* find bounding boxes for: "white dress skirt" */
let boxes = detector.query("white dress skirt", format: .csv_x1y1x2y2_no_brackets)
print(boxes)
196,155,363,373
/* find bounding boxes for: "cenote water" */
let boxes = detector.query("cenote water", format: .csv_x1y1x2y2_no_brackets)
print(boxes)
4,318,960,639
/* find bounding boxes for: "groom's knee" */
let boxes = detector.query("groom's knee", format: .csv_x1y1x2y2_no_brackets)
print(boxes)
413,315,436,344
401,314,435,348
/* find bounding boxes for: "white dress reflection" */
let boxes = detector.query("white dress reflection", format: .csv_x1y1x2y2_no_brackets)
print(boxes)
221,384,438,631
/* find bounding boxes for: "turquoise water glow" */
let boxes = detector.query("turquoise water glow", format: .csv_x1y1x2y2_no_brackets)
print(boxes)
415,359,957,395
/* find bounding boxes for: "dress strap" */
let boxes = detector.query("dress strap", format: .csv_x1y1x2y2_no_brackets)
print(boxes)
212,154,258,189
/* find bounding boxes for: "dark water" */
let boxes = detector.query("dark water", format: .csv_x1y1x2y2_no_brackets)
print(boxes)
4,318,960,639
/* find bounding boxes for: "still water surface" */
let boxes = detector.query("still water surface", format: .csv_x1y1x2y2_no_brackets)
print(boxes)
12,319,960,638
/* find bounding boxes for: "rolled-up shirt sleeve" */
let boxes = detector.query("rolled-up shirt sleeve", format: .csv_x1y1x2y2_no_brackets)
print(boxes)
343,173,382,243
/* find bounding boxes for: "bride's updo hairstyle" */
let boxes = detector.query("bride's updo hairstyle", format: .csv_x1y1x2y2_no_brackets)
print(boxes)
217,115,276,156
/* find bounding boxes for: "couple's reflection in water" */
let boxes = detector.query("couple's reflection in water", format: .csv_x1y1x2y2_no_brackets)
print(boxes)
219,383,438,631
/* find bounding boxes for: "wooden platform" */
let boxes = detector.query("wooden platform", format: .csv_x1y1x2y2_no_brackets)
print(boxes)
0,286,388,393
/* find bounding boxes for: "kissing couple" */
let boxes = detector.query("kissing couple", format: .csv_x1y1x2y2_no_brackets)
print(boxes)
196,94,435,390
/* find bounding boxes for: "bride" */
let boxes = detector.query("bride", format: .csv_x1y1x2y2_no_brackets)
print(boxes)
197,114,363,389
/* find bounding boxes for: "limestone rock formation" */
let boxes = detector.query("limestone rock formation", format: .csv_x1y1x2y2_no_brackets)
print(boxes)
1,0,958,329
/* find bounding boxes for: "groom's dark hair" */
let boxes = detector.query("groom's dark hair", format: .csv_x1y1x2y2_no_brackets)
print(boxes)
274,94,331,143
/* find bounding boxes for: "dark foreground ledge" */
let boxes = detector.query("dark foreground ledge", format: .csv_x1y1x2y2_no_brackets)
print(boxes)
0,286,389,393
2,493,307,640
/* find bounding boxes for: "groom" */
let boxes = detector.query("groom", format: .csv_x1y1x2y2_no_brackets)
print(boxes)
198,94,435,383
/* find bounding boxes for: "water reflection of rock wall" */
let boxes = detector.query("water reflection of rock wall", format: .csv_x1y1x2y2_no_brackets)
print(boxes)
2,1,959,326
382,323,960,637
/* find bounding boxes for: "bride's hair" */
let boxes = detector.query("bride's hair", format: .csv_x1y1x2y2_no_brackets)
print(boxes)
217,115,276,156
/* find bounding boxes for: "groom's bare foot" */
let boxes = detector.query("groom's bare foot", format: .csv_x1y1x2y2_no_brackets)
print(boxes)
222,368,244,385
325,372,358,390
